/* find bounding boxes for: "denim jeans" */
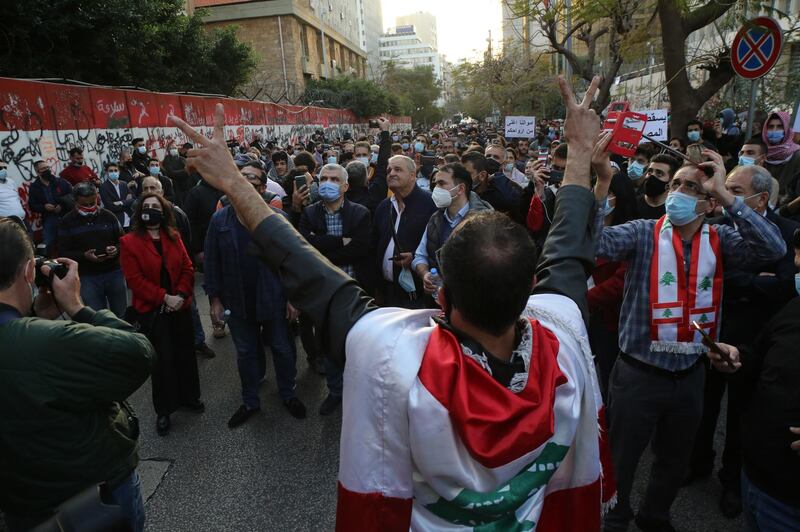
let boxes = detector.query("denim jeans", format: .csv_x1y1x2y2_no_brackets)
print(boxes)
4,470,144,532
227,314,297,408
190,293,206,346
80,269,128,318
741,470,800,532
323,356,343,398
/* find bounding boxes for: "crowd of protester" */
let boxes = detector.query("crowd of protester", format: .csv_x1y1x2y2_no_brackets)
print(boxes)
1,91,799,532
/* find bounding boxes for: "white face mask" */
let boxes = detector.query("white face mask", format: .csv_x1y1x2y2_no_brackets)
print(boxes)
169,148,179,157
431,185,458,209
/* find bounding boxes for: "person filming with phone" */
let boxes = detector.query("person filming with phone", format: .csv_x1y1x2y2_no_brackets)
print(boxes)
0,218,154,532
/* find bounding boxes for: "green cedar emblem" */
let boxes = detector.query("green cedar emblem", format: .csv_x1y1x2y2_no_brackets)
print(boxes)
698,276,712,291
660,271,676,286
662,308,673,318
699,313,709,323
424,442,570,531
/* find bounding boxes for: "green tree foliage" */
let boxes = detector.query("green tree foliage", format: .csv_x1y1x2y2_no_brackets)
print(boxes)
0,0,256,95
381,63,443,126
449,50,565,121
302,76,400,117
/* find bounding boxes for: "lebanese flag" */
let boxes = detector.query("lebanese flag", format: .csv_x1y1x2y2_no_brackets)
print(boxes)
336,294,614,531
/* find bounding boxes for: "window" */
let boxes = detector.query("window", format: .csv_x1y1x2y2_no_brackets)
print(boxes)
301,25,310,58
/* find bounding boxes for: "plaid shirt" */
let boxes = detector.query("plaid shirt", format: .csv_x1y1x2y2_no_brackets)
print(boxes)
595,196,786,371
324,205,356,279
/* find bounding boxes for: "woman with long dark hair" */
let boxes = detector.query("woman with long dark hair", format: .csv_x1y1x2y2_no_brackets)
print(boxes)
120,193,203,435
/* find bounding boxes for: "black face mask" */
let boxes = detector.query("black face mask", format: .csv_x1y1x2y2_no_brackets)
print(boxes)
485,158,501,175
141,208,163,226
644,175,668,198
41,170,53,180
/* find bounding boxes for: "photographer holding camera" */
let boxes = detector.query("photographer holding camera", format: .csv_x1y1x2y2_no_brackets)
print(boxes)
0,218,154,532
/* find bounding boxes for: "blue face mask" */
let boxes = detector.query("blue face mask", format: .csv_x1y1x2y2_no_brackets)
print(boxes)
722,193,761,217
149,166,160,176
628,160,645,179
370,152,378,164
327,156,337,165
401,143,410,151
767,131,785,144
137,146,147,155
392,135,399,142
795,273,800,296
107,171,120,181
738,156,755,166
665,191,701,226
414,142,425,153
318,181,341,202
0,169,7,182
687,130,701,143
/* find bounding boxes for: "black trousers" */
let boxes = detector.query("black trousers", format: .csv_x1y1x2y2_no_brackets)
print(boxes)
604,356,705,531
690,362,745,486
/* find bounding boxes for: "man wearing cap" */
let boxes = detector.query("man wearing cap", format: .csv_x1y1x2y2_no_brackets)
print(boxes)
57,182,126,317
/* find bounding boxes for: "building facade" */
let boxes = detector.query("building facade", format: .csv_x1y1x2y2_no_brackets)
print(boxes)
357,0,384,79
395,12,437,50
378,26,443,80
198,0,367,102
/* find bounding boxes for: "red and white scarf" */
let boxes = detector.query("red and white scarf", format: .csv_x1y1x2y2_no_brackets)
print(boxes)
649,216,723,354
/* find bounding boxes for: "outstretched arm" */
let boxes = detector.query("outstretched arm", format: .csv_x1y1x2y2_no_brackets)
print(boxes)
533,76,601,324
170,106,376,365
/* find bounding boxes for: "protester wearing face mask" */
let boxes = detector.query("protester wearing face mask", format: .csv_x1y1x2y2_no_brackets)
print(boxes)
57,181,127,318
0,161,26,222
503,147,528,188
161,141,190,206
28,160,73,256
626,146,652,190
139,158,176,203
130,138,150,175
762,111,800,197
636,154,680,220
59,147,99,186
737,140,781,209
593,134,785,532
353,140,375,182
413,162,492,298
686,120,704,145
100,162,135,230
0,219,153,532
299,163,372,415
120,193,203,437
687,164,800,517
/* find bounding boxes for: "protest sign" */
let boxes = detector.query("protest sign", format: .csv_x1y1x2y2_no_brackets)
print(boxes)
504,116,536,138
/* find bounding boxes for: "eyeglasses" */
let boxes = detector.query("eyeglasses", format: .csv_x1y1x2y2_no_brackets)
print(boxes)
669,178,704,197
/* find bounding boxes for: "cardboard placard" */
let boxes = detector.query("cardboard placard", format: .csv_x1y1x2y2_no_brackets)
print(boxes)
504,116,536,138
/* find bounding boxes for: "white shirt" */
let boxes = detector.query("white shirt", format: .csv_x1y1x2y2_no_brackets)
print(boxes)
382,196,403,281
0,179,25,219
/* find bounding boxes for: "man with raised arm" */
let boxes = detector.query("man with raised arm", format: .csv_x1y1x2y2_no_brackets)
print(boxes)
170,77,614,531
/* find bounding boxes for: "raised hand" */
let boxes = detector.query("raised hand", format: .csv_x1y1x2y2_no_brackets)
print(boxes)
556,75,601,189
169,104,241,194
699,149,735,207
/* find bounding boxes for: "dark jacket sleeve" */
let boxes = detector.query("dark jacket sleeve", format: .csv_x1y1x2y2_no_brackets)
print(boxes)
250,213,377,365
57,217,83,262
533,185,596,324
39,308,154,410
28,184,46,214
366,131,391,212
299,204,342,254
161,176,176,203
100,184,123,214
203,213,223,299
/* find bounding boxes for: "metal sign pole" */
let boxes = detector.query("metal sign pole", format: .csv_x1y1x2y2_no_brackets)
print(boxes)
745,79,757,142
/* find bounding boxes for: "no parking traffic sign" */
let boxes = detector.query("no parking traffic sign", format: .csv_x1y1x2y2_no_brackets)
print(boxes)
731,17,783,79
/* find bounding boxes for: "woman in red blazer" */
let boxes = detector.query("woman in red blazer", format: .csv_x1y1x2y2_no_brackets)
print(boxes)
120,193,203,436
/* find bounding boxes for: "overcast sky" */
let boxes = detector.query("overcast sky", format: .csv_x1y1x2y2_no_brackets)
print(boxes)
380,0,503,63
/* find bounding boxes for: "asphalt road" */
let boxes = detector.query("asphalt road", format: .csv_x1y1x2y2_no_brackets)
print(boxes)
1,282,746,532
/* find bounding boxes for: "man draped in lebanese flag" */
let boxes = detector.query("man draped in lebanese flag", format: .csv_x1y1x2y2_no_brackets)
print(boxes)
170,77,614,531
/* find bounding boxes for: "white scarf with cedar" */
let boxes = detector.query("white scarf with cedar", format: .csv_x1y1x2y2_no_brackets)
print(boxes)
649,216,723,354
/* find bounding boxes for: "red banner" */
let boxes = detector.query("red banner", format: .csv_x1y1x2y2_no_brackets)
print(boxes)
179,95,207,126
0,78,51,131
43,83,93,131
90,87,130,129
125,90,159,128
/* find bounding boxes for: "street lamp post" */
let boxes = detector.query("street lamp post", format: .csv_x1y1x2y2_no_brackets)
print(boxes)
320,6,330,79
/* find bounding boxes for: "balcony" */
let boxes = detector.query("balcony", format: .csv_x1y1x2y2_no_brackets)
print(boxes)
302,56,315,75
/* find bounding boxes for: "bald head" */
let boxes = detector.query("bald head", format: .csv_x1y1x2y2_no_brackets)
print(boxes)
141,176,162,196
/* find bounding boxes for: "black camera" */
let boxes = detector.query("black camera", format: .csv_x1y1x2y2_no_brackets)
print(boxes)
34,257,68,288
368,119,379,128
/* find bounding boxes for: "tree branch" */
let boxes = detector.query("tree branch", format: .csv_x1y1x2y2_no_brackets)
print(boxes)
684,0,737,35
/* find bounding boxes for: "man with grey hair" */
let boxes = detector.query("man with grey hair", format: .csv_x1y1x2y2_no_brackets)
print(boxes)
688,163,800,518
373,155,436,308
343,160,370,209
298,163,372,414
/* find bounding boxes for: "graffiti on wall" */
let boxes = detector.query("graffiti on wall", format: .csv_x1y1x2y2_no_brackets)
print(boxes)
0,76,412,192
